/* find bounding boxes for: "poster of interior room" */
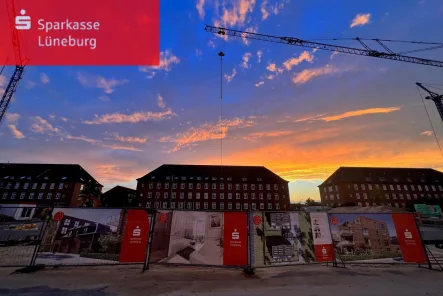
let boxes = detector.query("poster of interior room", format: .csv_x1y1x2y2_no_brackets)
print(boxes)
160,211,224,265
255,212,303,266
148,210,173,263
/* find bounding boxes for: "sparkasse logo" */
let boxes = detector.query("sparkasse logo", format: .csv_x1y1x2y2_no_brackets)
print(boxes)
15,9,31,30
133,226,141,237
232,229,239,240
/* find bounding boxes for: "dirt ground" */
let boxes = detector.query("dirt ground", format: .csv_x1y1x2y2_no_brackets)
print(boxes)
0,263,442,295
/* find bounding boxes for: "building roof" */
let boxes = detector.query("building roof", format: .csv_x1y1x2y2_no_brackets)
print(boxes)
102,185,136,195
137,164,288,183
0,163,102,187
319,166,443,187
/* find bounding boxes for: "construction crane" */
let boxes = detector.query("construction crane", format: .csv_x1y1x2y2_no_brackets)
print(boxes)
204,25,443,68
0,0,28,125
416,83,443,122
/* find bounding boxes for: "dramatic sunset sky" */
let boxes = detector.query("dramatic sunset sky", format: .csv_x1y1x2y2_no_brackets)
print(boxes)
1,0,443,202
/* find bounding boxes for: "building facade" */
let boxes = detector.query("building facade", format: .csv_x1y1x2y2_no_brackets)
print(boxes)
0,163,102,207
101,186,137,207
319,167,443,208
137,164,290,211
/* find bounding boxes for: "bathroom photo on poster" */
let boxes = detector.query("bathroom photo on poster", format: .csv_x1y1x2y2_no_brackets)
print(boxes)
329,213,404,263
156,211,224,266
148,210,173,263
251,212,315,267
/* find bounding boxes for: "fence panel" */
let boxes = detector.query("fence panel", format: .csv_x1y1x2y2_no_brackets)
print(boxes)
0,206,51,267
328,212,427,264
149,210,248,267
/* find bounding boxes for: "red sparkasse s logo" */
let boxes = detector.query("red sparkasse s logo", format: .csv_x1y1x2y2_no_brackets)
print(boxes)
0,0,160,65
53,211,64,221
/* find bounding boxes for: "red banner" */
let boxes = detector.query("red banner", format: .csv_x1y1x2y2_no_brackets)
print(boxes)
120,210,150,263
314,244,334,262
392,213,427,263
0,0,159,65
223,212,248,266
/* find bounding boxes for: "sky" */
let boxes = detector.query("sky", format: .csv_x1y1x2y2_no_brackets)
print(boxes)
1,0,443,203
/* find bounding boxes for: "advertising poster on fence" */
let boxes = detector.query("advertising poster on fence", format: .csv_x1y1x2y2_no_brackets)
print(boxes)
0,205,52,267
36,207,125,266
310,212,334,262
119,210,150,263
328,213,427,263
149,211,247,266
250,211,315,267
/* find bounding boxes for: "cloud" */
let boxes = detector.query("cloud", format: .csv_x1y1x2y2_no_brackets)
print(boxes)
114,135,148,144
330,51,339,59
139,50,180,78
98,96,110,102
257,50,263,63
266,63,278,72
207,40,216,48
294,113,327,123
421,130,433,136
260,0,286,20
0,75,6,87
77,73,129,94
242,130,293,140
83,109,177,125
255,81,264,87
161,117,255,152
350,13,371,28
196,0,206,19
95,165,143,184
282,51,314,71
261,0,270,20
225,68,237,83
31,116,60,134
241,52,252,68
8,125,24,139
157,94,166,108
242,26,258,45
65,135,100,145
196,49,203,57
40,73,50,84
6,113,20,124
60,117,68,122
214,0,256,28
318,107,402,122
293,64,350,84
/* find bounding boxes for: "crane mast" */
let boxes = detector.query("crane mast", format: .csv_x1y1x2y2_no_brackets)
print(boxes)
0,0,27,125
204,25,443,68
416,83,443,122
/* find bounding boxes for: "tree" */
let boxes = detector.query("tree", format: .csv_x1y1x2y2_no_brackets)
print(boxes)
291,202,304,211
305,198,321,206
79,183,102,208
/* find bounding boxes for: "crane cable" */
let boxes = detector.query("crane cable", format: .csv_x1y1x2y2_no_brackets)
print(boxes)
417,86,443,158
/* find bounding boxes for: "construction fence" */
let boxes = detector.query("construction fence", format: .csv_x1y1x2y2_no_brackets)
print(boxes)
0,206,437,270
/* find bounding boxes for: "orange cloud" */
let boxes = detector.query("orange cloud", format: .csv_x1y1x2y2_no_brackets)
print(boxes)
8,125,25,139
319,107,401,122
94,165,144,184
293,64,344,84
83,109,177,124
225,68,237,83
114,135,147,144
421,131,433,136
350,13,371,28
242,130,294,140
283,51,314,71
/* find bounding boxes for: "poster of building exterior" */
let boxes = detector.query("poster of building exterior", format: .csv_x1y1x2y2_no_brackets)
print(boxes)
0,205,52,266
149,210,247,266
36,207,125,265
251,211,315,267
328,213,420,263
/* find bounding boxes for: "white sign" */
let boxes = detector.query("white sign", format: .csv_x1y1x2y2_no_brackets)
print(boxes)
310,212,332,245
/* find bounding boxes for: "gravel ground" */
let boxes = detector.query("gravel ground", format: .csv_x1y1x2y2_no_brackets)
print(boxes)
0,263,442,295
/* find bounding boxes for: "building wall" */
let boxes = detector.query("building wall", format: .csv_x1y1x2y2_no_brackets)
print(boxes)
138,179,290,211
320,182,443,208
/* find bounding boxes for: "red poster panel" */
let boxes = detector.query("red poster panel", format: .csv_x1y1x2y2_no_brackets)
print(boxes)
223,212,248,266
392,214,427,263
314,244,335,262
119,210,150,263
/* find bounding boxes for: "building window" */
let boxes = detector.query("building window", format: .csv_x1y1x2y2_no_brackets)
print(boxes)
154,202,160,209
267,193,271,200
244,203,248,210
382,184,387,190
226,193,232,199
38,193,43,199
204,193,208,199
196,193,201,199
211,183,216,190
251,184,255,190
413,194,418,199
187,202,193,209
170,202,176,209
164,192,169,199
252,203,256,210
418,185,422,191
236,193,240,199
228,184,232,190
220,193,224,199
399,194,404,199
259,184,263,190
49,183,55,189
14,183,20,189
356,193,360,199
220,202,224,210
365,202,370,206
165,183,170,189
179,202,184,209
220,183,224,190
432,185,436,191
403,185,408,191
195,202,199,210
266,184,270,190
236,184,240,190
61,227,67,234
23,183,29,190
368,184,372,190
274,184,278,190
211,202,216,210
180,183,185,189
156,183,161,189
41,183,46,189
204,183,209,189
392,194,397,199
259,193,264,200
363,193,367,199
155,192,160,198
56,193,61,199
260,203,264,209
243,184,247,190
188,192,192,199
172,183,177,189
236,203,241,210
268,204,272,210
180,192,184,199
354,184,358,190
252,193,256,199
396,185,401,190
204,202,208,209
275,194,279,200
425,185,429,191
19,193,25,199
212,193,216,199
149,182,153,189
189,183,193,189
228,202,232,209
32,183,37,189
389,185,393,190
47,193,52,199
172,192,176,199
29,193,34,200
244,193,248,199
197,183,201,189
64,218,71,226
276,204,280,210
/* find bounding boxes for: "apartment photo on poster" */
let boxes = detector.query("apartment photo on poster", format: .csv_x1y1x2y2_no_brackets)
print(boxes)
36,208,124,265
329,213,414,263
251,211,315,267
310,212,334,262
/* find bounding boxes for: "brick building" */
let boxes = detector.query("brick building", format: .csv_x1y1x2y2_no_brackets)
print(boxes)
136,164,290,211
0,163,102,207
319,167,443,208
